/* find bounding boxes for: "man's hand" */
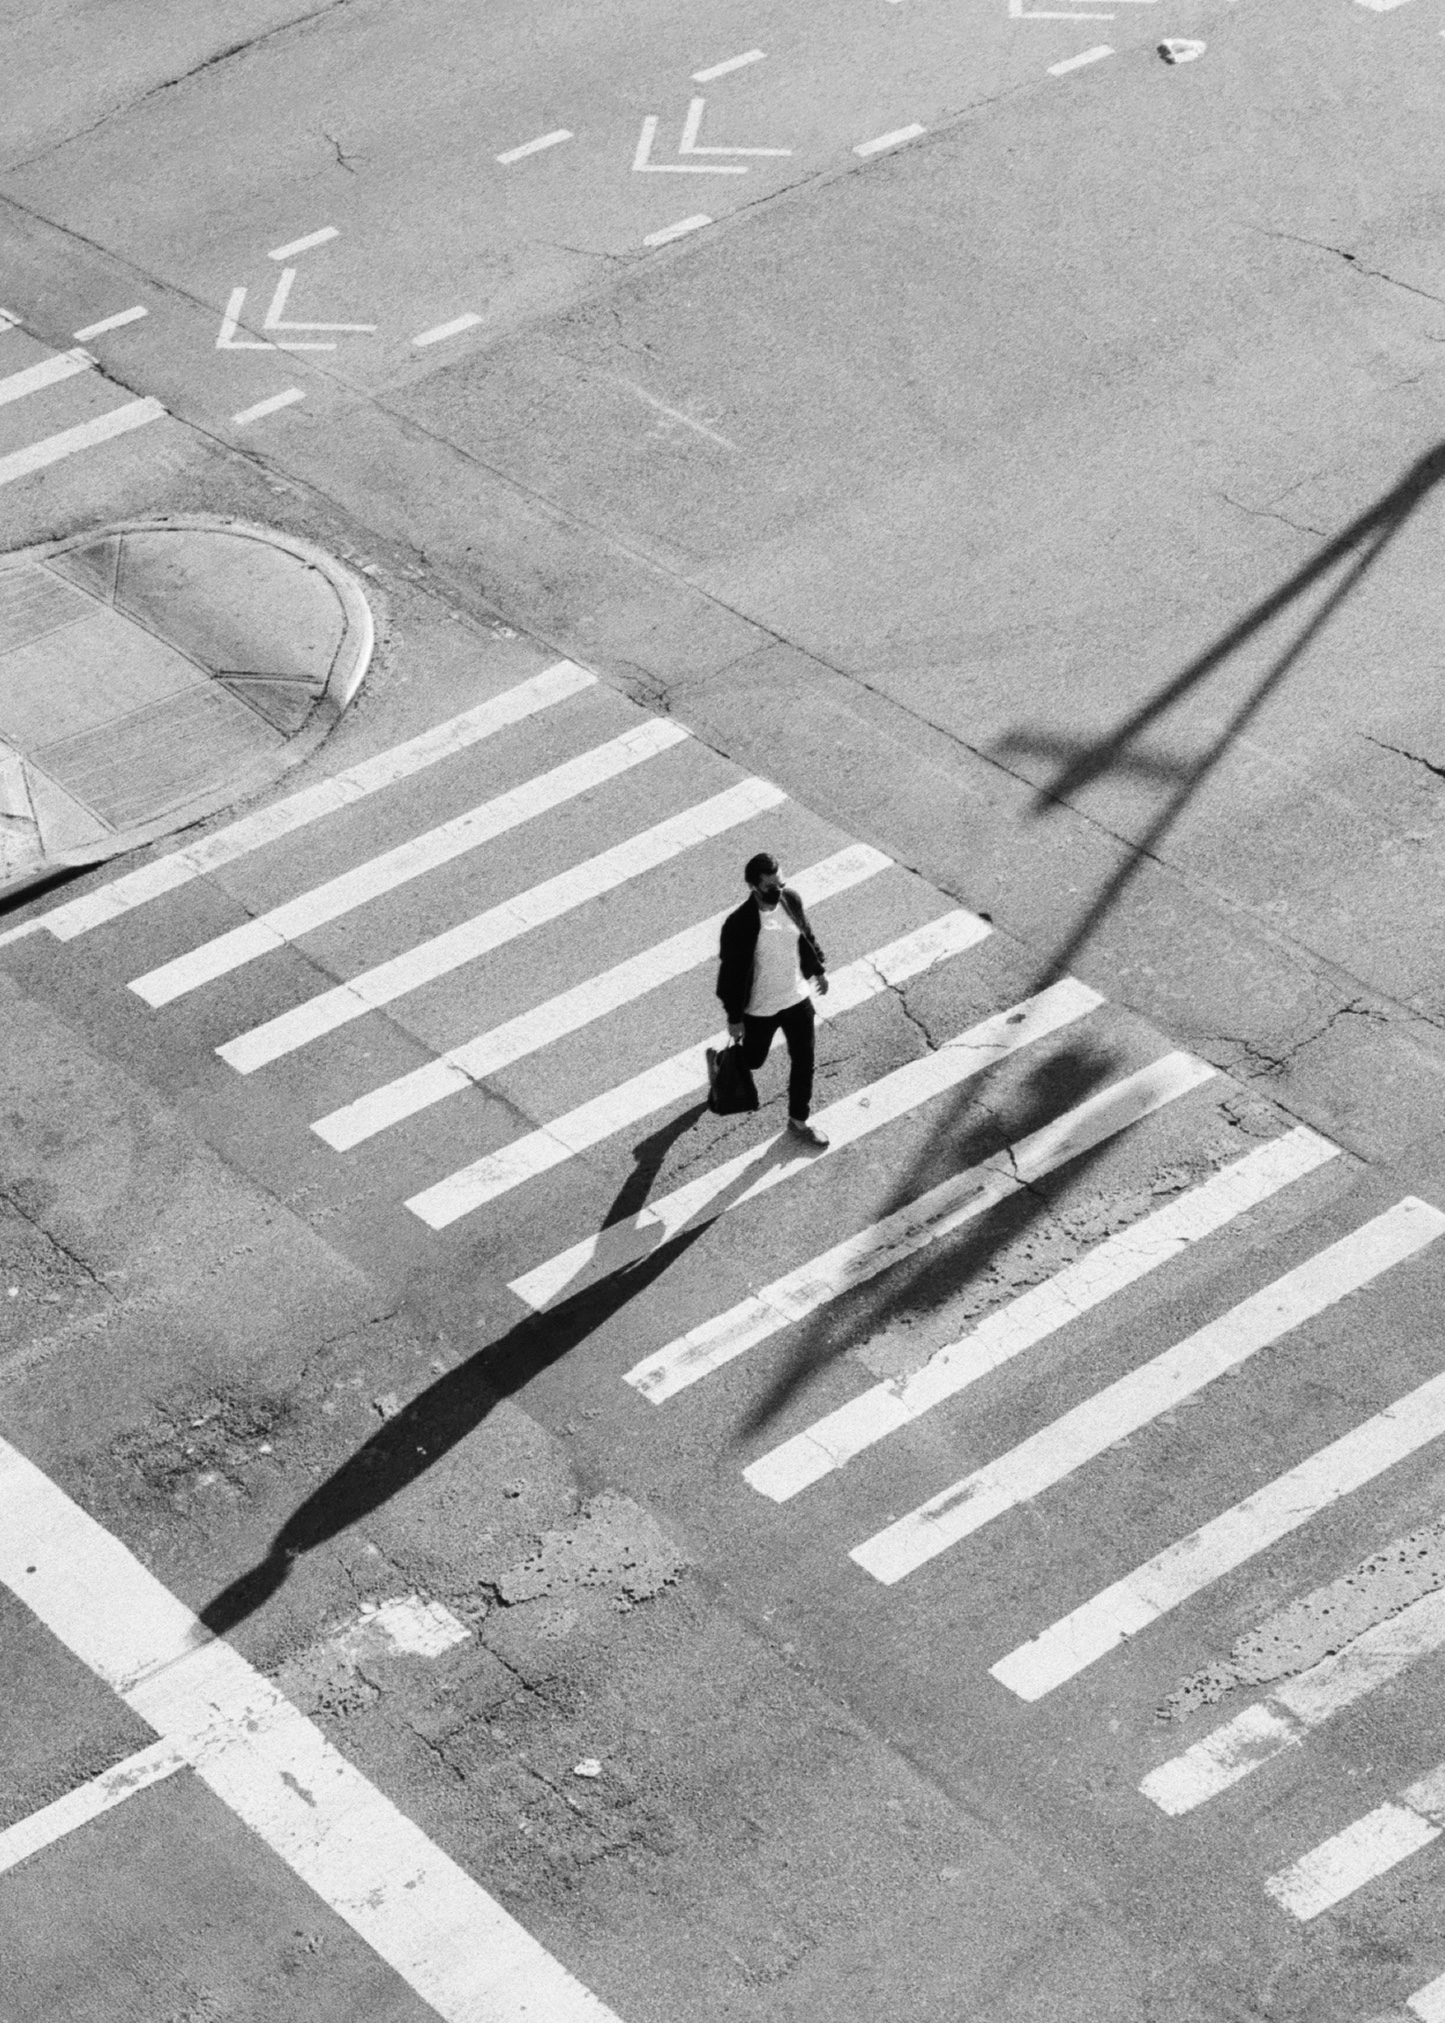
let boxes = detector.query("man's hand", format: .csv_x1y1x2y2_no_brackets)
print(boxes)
814,974,829,997
728,1021,746,1043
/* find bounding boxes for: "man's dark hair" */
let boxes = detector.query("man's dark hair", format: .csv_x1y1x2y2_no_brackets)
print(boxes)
744,851,779,887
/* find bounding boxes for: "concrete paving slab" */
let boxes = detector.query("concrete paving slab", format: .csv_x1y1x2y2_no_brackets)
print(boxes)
0,518,373,903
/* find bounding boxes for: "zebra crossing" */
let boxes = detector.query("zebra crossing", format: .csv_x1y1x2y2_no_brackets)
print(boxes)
0,308,164,491
12,648,1445,2015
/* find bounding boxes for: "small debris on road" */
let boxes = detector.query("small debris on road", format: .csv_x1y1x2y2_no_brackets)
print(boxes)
572,1759,603,1778
1158,39,1206,63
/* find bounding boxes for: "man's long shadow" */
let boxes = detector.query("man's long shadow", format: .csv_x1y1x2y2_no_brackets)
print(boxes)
202,443,1445,1639
202,1102,786,1636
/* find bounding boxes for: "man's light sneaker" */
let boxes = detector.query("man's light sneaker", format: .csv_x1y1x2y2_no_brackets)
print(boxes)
788,1117,829,1149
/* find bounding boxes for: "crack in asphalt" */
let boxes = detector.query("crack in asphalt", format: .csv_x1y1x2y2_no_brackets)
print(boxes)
1218,490,1329,540
1245,224,1445,309
1210,997,1389,1080
1363,734,1445,785
2,0,375,176
0,1182,112,1291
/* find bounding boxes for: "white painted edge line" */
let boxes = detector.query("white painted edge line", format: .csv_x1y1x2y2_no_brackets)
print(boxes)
0,398,165,490
852,1186,1424,1587
413,312,484,347
134,717,689,1007
693,49,765,81
496,129,573,164
1049,45,1114,73
268,226,338,260
989,1203,1445,1700
409,903,988,1231
644,215,712,248
511,974,1100,1311
0,1434,623,2022
312,844,891,1150
17,661,597,944
1141,1582,1445,1817
0,1738,190,1877
218,774,785,1074
232,388,305,427
854,124,926,156
746,1115,1334,1497
680,1052,1214,1420
72,305,148,340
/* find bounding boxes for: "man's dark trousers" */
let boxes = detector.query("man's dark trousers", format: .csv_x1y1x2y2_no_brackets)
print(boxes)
740,998,816,1121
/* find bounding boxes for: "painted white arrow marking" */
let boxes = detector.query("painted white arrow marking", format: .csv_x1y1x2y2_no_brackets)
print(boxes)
678,97,791,156
634,115,746,174
263,267,376,337
633,98,790,173
215,288,275,350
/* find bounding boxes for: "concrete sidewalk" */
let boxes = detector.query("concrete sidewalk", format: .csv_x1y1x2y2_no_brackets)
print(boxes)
0,518,372,902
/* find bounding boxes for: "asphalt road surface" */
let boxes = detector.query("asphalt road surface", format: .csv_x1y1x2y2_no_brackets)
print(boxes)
5,2,1445,2021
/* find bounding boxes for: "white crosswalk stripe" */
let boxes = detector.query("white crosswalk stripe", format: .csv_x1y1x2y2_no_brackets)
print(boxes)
25,664,1445,1985
22,661,597,943
217,775,786,1073
1265,1764,1445,1921
988,1202,1445,1700
742,1119,1333,1489
646,1052,1218,1410
131,717,688,1005
508,976,1104,1311
852,1194,1437,1587
1141,1584,1445,1817
315,844,892,1150
407,906,991,1230
0,315,165,491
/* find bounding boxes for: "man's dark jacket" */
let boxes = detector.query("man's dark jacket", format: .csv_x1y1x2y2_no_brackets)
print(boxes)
716,889,826,1023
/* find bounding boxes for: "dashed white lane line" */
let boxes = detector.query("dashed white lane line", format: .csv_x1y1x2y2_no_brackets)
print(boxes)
1141,1583,1445,1817
0,1738,190,1877
496,129,573,165
665,1053,1210,1416
745,1108,1332,1495
853,1194,1433,1586
0,346,93,406
1048,45,1114,73
217,775,785,1074
413,311,484,347
0,398,166,490
312,845,888,1150
511,976,1103,1312
232,388,305,427
132,717,689,1007
0,1434,624,2021
854,124,926,156
268,226,338,260
2,662,595,947
407,906,983,1232
643,215,712,247
72,306,147,341
692,49,765,81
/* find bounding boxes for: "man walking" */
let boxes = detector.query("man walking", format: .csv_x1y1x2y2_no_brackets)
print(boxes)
709,852,830,1148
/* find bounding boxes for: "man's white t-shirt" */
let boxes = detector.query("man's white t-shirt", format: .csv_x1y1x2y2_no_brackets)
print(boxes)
746,903,806,1017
